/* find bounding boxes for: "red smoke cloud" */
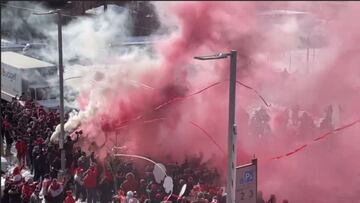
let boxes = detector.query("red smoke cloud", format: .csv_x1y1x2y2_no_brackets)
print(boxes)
74,2,360,202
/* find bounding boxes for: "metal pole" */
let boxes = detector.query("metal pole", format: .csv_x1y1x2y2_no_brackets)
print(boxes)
312,48,316,69
289,50,292,72
104,0,108,11
0,66,3,156
306,36,310,74
227,50,237,203
57,10,66,173
306,47,310,74
252,158,258,202
81,1,85,15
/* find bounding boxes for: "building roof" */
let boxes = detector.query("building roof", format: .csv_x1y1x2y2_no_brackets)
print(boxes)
1,51,55,69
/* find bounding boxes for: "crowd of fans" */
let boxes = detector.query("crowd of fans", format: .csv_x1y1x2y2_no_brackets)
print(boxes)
248,105,335,139
0,95,321,203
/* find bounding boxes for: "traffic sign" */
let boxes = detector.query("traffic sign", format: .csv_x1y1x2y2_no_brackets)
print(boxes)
235,159,257,203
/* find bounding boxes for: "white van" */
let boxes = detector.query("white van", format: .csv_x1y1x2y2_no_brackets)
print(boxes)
1,51,59,109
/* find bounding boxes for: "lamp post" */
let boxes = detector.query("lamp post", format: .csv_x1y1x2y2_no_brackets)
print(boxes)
194,50,238,203
33,9,65,174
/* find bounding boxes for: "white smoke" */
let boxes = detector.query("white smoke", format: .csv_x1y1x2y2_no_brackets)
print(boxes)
50,98,98,143
50,52,162,143
1,1,57,41
151,1,180,36
32,6,131,65
47,2,176,143
0,1,153,143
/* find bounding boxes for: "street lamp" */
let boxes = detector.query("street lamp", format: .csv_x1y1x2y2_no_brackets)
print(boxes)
33,9,66,174
194,50,237,203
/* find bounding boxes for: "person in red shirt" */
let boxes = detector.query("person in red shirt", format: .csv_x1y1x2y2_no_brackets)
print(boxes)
21,178,37,203
64,190,76,203
33,136,44,146
121,172,139,194
99,168,114,203
102,168,113,184
117,190,126,203
15,138,27,166
83,163,98,203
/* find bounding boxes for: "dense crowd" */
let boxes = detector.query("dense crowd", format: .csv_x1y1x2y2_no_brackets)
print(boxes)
0,95,320,203
248,105,335,139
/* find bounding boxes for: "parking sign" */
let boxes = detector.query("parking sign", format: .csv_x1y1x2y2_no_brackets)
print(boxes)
235,159,257,203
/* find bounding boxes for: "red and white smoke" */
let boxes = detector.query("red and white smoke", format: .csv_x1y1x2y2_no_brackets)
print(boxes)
50,1,360,202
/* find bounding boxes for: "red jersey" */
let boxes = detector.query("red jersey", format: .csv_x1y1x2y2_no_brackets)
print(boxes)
16,140,27,155
83,167,98,188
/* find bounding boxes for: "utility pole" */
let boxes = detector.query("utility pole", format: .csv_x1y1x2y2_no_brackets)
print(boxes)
0,69,3,156
194,50,238,203
57,9,66,175
227,50,238,203
104,0,107,12
306,35,310,74
33,9,66,175
81,1,85,15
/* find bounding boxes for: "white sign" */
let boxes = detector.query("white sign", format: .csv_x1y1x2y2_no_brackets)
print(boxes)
1,64,21,101
179,184,187,198
235,159,257,203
